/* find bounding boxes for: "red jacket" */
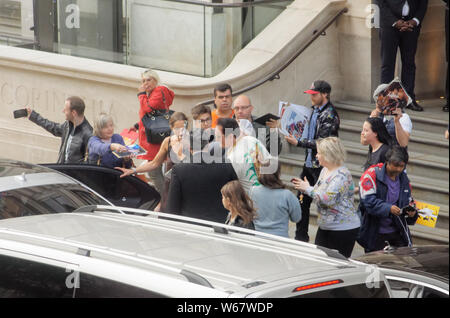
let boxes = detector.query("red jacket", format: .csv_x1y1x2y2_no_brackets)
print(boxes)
138,86,175,160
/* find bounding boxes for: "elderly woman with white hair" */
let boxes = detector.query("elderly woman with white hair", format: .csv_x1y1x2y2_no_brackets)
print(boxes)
292,137,360,258
87,113,132,168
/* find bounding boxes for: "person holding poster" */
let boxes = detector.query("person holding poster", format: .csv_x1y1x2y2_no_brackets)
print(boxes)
285,80,340,242
370,80,413,148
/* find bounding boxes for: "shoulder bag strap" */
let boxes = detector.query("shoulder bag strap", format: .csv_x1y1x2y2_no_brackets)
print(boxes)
145,87,168,116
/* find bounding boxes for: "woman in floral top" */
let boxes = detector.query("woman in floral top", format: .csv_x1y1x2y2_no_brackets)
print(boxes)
292,137,360,258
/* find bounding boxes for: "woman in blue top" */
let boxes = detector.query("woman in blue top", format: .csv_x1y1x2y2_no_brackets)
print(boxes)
250,160,301,238
88,113,132,169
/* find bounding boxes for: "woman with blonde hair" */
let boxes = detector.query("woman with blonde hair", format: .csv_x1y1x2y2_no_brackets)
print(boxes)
291,137,360,257
221,180,257,230
129,69,175,194
87,113,132,168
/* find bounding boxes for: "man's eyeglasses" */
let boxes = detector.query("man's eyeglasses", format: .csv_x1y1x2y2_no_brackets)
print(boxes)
233,105,251,111
200,118,212,123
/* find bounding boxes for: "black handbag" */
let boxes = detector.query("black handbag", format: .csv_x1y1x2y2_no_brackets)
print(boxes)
141,88,174,144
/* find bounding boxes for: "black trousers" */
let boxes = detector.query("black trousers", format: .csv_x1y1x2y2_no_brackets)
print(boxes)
295,166,322,242
380,26,421,100
315,227,360,258
366,231,408,253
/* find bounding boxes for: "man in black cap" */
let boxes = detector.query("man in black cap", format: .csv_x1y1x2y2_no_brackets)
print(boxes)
285,80,340,242
375,0,428,112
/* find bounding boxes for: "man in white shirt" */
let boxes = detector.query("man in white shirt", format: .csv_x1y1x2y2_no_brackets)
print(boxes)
371,84,413,148
375,0,428,111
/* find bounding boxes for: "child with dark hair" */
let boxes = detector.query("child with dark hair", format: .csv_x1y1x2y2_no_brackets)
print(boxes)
221,180,256,230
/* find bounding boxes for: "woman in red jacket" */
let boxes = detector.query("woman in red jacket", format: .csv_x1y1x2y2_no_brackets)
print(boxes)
131,69,175,194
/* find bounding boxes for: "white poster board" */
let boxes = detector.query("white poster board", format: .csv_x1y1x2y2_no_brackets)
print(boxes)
278,101,311,140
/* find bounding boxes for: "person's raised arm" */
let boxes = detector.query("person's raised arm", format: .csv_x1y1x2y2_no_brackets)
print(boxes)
27,108,64,137
393,108,410,147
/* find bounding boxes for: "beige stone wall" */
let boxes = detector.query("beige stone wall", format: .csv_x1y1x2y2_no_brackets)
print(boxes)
338,0,373,103
415,0,447,99
0,0,349,164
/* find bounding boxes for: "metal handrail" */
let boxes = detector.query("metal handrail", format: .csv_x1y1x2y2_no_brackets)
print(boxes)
195,7,349,107
164,0,292,8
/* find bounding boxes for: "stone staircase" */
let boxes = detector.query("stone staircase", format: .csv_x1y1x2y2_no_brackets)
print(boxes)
279,99,449,245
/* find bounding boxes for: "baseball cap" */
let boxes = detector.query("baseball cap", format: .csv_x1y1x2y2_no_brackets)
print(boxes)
304,80,332,95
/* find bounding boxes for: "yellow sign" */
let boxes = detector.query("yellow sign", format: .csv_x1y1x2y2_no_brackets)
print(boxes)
415,201,440,228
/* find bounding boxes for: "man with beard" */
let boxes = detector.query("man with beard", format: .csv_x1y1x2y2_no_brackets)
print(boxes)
285,80,340,242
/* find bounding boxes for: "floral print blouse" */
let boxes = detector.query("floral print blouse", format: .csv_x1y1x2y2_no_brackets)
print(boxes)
304,166,361,231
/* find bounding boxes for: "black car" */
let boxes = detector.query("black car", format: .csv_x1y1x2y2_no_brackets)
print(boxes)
355,245,449,298
41,163,160,210
0,159,159,219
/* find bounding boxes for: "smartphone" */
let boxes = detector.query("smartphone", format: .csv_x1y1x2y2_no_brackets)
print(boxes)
13,108,28,119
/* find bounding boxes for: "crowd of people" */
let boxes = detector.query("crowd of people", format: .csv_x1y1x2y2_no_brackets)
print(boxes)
22,1,449,258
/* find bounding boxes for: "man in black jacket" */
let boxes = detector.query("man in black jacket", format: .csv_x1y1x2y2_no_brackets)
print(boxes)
166,150,238,223
375,0,428,111
285,80,340,242
26,96,93,164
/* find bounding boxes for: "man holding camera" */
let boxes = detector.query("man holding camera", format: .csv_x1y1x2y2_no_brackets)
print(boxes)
25,96,93,164
375,0,428,111
358,146,418,252
370,84,412,148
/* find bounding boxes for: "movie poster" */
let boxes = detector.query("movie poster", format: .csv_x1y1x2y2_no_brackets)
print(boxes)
278,101,311,140
375,78,412,115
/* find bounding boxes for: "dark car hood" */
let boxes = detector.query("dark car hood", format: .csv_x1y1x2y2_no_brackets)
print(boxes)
354,245,449,282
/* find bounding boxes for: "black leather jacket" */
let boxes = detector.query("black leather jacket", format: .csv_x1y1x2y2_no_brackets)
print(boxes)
297,101,340,168
29,110,93,164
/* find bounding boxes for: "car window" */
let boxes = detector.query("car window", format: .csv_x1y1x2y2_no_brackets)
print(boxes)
48,166,159,209
75,272,166,298
0,184,108,219
0,254,166,298
387,278,448,298
0,254,74,298
291,282,390,298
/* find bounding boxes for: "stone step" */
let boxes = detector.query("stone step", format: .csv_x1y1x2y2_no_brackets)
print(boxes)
335,100,449,135
279,153,449,206
339,119,449,157
342,140,449,182
278,154,449,231
279,173,449,245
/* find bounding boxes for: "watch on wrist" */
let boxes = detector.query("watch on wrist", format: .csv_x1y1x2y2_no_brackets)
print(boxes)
132,167,137,175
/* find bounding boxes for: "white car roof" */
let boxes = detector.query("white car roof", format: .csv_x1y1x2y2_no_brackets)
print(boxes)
0,211,369,296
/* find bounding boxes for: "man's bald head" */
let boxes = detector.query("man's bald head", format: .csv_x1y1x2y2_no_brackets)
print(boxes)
233,95,254,121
